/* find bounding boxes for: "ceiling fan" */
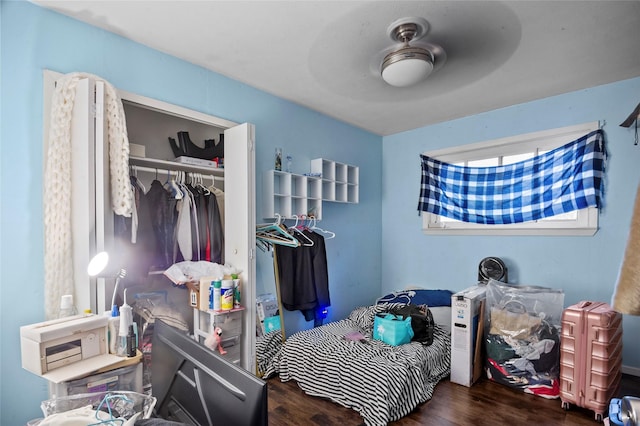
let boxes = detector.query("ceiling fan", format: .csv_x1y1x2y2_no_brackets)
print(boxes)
375,17,447,88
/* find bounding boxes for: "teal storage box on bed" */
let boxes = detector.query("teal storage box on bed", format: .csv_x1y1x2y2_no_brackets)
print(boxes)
373,313,413,346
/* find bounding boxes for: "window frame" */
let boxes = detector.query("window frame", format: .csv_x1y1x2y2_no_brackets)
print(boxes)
421,121,601,236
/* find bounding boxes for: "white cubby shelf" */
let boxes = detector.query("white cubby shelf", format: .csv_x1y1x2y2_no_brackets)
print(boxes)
263,158,359,220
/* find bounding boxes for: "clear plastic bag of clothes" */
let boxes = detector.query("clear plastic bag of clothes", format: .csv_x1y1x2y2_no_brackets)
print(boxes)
483,279,564,399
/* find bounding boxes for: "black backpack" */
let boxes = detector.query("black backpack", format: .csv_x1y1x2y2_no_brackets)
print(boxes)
390,304,435,345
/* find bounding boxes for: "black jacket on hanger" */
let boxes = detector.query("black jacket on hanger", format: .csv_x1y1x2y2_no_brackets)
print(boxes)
114,177,157,279
145,179,175,269
275,229,330,323
206,191,224,264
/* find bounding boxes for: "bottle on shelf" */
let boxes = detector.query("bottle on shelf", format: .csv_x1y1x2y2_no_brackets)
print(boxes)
210,279,222,311
275,147,283,171
126,324,137,357
58,294,78,318
106,311,120,354
286,154,293,173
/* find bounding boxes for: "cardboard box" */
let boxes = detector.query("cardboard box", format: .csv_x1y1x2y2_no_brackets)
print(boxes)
256,294,278,321
197,276,219,311
256,293,280,336
450,285,486,387
185,281,200,309
129,143,146,158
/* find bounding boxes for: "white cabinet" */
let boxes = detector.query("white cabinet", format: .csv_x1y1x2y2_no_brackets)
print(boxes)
262,158,358,220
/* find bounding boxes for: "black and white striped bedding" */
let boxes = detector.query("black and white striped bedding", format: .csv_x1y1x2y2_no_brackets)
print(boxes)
267,304,451,426
256,329,284,376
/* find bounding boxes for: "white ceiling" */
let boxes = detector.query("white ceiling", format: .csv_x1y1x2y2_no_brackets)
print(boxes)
33,1,640,136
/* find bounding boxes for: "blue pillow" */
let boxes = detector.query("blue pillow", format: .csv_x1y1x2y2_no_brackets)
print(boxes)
377,289,453,307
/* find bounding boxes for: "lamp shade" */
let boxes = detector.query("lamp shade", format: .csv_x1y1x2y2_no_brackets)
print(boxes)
87,251,126,315
381,46,434,87
87,251,110,276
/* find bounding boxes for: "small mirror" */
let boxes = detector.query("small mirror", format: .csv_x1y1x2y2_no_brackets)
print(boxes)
255,249,286,377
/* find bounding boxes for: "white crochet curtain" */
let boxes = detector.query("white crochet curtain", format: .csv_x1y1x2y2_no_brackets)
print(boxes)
43,72,133,319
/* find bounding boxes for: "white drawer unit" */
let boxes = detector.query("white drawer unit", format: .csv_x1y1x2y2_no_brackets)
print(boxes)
210,309,244,338
193,308,245,365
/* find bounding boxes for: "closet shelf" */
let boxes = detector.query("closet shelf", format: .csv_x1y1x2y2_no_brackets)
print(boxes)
130,156,224,176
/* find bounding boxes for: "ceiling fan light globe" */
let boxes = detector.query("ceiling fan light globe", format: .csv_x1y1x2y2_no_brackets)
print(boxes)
381,47,434,87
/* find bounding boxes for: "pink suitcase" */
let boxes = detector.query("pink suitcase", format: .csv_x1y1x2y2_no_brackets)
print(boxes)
559,301,623,422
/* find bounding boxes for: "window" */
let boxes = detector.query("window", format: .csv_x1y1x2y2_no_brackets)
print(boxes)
421,122,601,236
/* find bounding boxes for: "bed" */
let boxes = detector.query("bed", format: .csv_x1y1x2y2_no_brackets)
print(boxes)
264,289,453,426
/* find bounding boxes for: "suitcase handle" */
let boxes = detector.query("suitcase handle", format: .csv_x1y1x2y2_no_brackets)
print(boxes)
578,301,593,308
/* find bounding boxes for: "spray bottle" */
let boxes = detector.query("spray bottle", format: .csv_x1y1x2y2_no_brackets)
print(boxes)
106,307,120,354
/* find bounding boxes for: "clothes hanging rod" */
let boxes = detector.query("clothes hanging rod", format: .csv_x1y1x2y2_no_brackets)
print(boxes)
131,164,224,182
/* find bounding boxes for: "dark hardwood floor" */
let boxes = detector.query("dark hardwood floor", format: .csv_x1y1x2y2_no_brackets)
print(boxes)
267,374,640,425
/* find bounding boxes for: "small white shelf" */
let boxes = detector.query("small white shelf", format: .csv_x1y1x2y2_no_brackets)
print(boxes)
262,158,359,220
263,170,323,220
310,158,359,204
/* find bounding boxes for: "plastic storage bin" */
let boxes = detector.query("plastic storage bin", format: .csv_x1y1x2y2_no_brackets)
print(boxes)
37,390,156,424
49,362,143,398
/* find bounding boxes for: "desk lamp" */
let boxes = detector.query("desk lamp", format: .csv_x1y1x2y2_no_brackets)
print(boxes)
87,251,127,316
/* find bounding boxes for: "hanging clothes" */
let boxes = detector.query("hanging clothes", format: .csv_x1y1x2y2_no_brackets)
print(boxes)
113,176,157,279
206,190,225,264
174,192,193,261
186,183,204,261
145,179,175,268
211,187,225,230
275,229,330,324
116,169,225,275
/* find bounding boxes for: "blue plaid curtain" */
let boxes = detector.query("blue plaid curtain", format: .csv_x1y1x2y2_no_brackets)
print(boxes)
417,129,607,224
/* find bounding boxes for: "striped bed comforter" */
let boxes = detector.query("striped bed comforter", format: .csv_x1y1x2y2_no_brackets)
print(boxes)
267,304,451,426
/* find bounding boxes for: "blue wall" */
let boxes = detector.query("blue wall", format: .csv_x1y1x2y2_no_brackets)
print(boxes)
382,76,640,373
0,2,381,423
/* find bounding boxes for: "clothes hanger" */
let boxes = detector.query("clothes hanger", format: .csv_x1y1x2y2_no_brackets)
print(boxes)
256,214,300,248
164,169,184,200
309,216,335,239
256,229,300,248
129,166,146,193
288,215,314,246
194,173,211,195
